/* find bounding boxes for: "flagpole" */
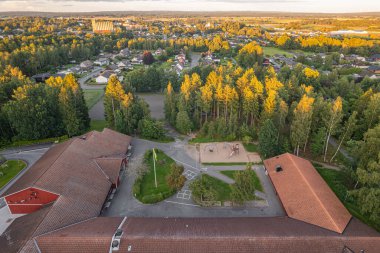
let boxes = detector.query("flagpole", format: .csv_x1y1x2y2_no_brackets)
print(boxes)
153,149,157,188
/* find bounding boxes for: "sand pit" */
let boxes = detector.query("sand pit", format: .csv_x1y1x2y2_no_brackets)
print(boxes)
198,142,262,164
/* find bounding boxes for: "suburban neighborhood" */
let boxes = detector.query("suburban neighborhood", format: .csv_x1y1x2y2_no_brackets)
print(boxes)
0,3,380,253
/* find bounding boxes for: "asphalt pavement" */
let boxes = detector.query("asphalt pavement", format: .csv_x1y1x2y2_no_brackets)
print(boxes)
0,144,51,196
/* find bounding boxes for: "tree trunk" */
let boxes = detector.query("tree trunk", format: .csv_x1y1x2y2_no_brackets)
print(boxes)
324,132,331,162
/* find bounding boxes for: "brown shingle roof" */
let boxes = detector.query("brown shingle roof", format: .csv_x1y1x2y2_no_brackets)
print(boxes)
95,158,124,184
0,205,52,253
0,129,131,252
263,153,352,233
36,217,123,253
35,217,380,253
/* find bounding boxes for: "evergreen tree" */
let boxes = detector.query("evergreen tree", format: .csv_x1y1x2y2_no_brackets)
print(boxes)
258,119,279,158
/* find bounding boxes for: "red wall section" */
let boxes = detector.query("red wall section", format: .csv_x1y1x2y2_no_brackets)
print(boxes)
8,204,42,214
5,187,59,214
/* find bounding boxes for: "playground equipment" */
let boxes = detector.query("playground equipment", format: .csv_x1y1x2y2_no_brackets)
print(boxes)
204,143,218,153
228,143,240,158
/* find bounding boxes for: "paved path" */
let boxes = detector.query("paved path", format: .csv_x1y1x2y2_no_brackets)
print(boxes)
89,96,105,120
0,145,50,196
205,170,235,184
328,137,353,162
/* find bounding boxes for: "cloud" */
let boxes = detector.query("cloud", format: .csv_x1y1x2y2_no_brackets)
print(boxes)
0,0,378,13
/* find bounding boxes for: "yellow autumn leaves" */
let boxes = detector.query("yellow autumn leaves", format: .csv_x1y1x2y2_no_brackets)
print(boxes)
105,75,133,108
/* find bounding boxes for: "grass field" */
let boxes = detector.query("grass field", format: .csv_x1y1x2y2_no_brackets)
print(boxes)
0,160,27,188
316,167,380,232
220,170,263,192
202,174,233,202
243,143,259,152
134,150,177,203
90,120,108,132
83,89,104,109
263,47,293,57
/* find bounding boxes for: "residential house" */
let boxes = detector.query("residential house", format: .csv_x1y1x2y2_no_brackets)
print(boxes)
96,70,115,84
80,60,93,70
94,58,110,66
368,65,380,75
131,55,143,65
369,54,380,63
119,48,131,57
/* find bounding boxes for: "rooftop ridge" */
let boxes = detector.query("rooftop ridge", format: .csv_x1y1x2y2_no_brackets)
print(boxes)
287,153,341,233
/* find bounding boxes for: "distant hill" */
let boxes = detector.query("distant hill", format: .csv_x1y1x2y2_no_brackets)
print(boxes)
1,11,380,18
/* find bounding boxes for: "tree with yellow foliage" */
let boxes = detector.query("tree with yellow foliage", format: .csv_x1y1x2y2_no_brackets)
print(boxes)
290,95,315,156
200,84,213,122
303,67,320,79
263,89,277,119
323,97,343,161
104,75,133,128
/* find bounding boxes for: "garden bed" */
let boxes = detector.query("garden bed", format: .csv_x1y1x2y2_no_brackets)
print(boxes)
133,149,178,204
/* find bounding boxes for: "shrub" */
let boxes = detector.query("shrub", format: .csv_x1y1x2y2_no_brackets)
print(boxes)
133,176,142,196
138,118,166,140
166,164,186,191
176,110,193,134
242,135,252,145
231,164,256,204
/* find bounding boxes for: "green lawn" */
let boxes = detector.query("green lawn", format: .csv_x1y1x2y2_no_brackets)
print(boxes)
90,120,108,131
263,47,293,57
0,160,27,188
243,142,259,152
316,167,380,232
133,150,177,203
220,170,263,192
202,174,233,202
83,89,104,109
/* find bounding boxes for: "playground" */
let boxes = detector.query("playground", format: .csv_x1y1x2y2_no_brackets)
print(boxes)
199,142,261,164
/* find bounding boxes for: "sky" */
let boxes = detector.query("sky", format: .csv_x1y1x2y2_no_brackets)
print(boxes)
0,0,379,13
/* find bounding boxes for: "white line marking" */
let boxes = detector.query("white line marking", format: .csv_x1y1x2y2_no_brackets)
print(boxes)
164,200,200,207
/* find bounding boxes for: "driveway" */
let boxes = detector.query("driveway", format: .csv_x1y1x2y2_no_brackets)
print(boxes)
0,144,51,196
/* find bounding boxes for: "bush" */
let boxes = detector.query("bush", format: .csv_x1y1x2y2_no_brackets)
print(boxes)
138,118,166,140
231,164,256,204
166,164,186,191
133,176,142,196
176,110,193,134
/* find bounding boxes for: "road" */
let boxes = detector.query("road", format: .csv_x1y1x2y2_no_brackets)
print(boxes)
0,144,51,196
78,67,106,90
189,52,201,68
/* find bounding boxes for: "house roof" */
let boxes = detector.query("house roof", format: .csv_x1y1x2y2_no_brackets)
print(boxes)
0,129,131,253
263,153,352,234
100,70,115,79
35,217,380,253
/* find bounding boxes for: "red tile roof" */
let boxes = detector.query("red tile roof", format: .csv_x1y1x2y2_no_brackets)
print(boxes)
35,217,380,253
263,153,352,233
